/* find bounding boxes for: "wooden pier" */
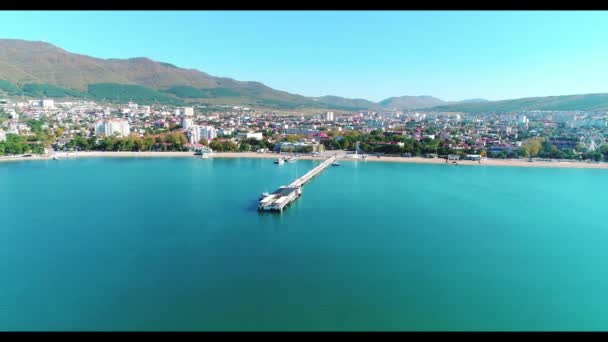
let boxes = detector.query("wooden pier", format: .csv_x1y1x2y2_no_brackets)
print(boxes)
258,156,337,213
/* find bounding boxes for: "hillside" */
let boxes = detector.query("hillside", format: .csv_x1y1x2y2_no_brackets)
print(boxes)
378,95,446,109
2,39,604,113
430,94,608,113
0,39,377,110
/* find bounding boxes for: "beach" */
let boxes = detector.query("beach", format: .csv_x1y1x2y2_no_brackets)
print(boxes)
1,151,607,169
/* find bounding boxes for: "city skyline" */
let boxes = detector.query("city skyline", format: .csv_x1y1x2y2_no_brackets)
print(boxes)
1,11,608,102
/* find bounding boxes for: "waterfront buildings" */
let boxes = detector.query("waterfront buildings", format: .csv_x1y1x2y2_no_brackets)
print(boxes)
188,125,217,143
181,117,194,130
95,119,131,137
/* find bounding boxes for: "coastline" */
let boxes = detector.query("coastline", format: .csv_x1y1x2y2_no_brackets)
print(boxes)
1,151,607,169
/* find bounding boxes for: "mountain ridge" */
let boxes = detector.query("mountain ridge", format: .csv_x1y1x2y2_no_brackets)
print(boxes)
1,39,607,112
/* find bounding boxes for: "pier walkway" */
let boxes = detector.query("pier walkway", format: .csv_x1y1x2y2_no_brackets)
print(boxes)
258,156,337,213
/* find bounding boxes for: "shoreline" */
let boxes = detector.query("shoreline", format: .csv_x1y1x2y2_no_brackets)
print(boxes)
1,151,607,169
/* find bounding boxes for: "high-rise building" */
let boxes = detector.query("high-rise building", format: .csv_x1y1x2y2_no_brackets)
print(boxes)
183,107,194,117
188,125,217,143
95,119,131,137
325,111,334,122
200,126,217,140
181,117,194,130
188,126,200,144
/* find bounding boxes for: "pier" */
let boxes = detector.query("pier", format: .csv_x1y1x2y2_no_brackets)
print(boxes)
258,156,337,213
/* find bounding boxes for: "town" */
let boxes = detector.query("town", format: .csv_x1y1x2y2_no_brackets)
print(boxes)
1,97,608,162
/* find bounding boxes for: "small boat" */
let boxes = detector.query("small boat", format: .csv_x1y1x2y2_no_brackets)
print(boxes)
201,153,210,159
332,161,340,166
259,192,270,200
52,156,59,160
286,155,297,162
274,158,284,165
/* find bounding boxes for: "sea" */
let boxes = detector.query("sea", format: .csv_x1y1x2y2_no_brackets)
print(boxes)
1,157,607,331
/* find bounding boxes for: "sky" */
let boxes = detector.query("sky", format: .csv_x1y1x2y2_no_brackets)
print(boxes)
1,11,608,102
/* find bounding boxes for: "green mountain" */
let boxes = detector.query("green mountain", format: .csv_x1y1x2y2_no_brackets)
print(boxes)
430,94,608,113
1,39,605,113
0,39,376,110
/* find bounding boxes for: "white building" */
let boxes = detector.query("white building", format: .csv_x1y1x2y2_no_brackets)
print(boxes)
175,109,181,116
188,127,200,144
141,106,151,115
325,111,334,122
200,126,217,140
42,99,55,109
95,119,131,137
128,102,138,110
183,107,194,117
188,125,217,144
0,130,6,142
237,132,263,140
218,128,233,137
181,117,194,130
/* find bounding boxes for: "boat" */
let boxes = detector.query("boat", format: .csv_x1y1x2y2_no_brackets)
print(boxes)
274,158,285,165
52,155,59,160
332,161,340,166
259,192,270,200
201,153,210,159
286,155,297,162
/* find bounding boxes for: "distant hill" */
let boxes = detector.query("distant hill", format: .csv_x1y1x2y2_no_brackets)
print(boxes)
0,39,379,110
1,39,605,113
430,94,608,113
378,95,446,110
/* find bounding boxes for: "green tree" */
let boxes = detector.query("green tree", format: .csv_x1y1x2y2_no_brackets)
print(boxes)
239,142,251,152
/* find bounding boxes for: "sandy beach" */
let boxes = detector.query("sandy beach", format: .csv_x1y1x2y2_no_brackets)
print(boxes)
1,151,607,169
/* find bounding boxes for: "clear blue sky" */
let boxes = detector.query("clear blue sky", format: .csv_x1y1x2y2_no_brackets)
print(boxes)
1,11,607,102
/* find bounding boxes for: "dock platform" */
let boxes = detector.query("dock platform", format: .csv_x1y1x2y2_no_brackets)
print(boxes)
258,156,337,213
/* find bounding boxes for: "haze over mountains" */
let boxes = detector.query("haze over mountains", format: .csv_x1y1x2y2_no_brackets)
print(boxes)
0,39,607,112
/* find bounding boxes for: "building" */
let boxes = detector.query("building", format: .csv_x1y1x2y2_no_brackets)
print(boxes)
183,107,194,117
41,99,55,109
549,139,577,150
518,115,529,126
285,128,318,135
200,126,217,140
0,130,5,142
325,111,334,122
187,127,200,144
218,128,234,137
181,117,194,130
141,106,151,115
237,132,263,140
188,125,217,144
273,141,324,153
95,119,131,137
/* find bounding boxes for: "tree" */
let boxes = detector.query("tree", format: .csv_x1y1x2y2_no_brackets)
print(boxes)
239,143,251,152
199,138,209,146
520,138,543,157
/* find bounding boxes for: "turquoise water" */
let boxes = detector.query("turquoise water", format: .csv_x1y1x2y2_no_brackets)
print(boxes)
1,157,608,331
